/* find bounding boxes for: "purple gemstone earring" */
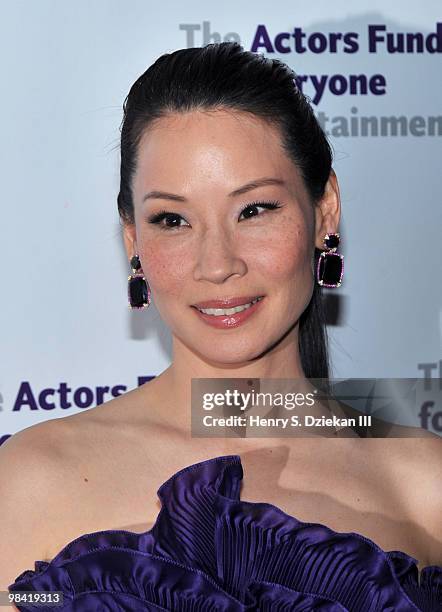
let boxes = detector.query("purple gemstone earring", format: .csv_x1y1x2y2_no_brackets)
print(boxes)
127,254,151,309
316,232,344,288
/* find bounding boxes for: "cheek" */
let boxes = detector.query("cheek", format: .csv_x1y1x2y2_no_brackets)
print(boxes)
250,221,313,282
138,238,190,297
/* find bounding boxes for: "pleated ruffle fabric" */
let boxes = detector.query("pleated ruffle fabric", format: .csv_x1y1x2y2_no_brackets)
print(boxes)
9,454,442,611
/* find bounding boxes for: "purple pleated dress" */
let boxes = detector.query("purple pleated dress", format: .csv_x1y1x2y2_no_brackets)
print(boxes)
8,455,442,611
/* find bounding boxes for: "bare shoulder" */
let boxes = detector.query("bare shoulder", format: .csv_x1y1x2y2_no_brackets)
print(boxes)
349,434,441,565
378,434,442,499
400,435,442,490
1,382,165,474
0,390,155,592
0,410,96,477
378,423,442,511
0,418,75,592
0,415,79,513
0,416,71,469
387,435,442,562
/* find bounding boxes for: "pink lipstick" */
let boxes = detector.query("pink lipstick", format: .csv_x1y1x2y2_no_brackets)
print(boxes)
191,296,265,329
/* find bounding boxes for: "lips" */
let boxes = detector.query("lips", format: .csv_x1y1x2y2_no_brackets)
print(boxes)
191,295,264,329
192,296,264,309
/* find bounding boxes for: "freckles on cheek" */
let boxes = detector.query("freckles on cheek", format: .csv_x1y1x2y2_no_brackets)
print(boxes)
141,244,189,295
255,226,311,278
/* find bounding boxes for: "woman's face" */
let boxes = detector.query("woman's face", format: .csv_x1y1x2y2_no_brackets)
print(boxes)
126,109,319,365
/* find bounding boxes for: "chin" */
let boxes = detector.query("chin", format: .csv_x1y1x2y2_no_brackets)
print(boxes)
193,342,268,367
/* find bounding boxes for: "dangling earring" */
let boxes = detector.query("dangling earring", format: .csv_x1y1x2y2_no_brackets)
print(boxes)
127,254,151,309
316,232,344,288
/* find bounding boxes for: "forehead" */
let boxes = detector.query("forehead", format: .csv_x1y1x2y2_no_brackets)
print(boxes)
132,109,306,201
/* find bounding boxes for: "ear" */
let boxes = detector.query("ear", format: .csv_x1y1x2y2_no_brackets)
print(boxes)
122,222,138,263
314,169,341,249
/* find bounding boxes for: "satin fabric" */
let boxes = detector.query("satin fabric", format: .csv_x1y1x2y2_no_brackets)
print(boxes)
9,454,442,611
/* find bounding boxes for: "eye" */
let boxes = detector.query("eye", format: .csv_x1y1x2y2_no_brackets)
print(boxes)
238,200,283,220
147,211,188,231
147,200,283,231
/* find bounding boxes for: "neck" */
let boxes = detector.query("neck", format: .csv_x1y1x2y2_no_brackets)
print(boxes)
146,323,335,435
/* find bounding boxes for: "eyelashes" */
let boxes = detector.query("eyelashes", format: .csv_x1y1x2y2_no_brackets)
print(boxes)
147,200,283,231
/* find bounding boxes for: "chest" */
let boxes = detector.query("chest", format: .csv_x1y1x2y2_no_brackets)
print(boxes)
46,437,431,570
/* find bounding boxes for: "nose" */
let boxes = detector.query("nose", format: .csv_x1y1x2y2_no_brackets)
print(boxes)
193,227,247,283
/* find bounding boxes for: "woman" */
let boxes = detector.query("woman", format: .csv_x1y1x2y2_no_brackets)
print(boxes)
2,42,441,610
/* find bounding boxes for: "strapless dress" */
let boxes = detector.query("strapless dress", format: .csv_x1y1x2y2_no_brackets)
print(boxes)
8,454,442,611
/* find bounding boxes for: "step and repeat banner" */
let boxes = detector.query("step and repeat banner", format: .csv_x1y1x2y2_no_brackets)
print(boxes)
1,2,441,443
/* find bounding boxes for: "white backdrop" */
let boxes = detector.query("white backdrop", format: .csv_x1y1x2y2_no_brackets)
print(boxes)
1,1,441,442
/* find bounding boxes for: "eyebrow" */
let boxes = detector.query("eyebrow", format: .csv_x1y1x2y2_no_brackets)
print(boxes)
142,177,286,203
